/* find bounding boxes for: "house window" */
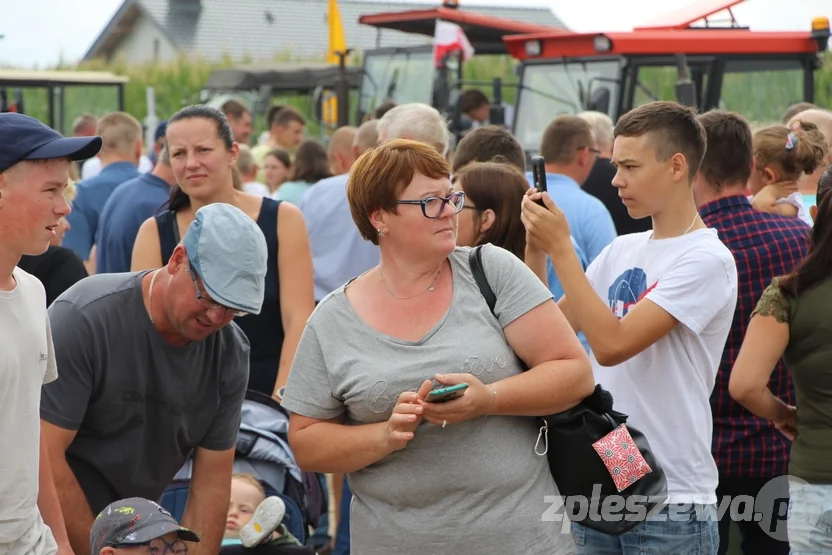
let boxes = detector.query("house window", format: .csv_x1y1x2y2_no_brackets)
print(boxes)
153,38,160,62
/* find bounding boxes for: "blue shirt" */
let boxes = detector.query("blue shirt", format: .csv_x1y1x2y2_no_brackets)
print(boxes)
64,161,140,260
298,174,380,301
95,173,171,274
525,172,617,263
276,180,313,205
547,242,591,353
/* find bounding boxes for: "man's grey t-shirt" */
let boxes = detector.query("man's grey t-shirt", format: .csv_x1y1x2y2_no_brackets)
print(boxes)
40,271,250,513
281,244,575,555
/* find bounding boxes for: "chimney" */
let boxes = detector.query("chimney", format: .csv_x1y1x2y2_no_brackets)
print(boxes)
169,0,201,13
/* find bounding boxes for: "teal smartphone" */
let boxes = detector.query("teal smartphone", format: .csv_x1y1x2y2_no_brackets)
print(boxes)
427,383,469,403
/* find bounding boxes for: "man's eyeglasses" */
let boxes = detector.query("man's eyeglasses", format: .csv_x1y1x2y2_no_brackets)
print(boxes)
188,263,248,317
396,191,466,219
113,539,189,555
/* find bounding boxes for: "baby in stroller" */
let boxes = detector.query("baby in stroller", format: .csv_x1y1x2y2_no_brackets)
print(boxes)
222,473,315,555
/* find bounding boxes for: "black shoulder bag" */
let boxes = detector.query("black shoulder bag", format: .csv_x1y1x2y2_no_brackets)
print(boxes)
468,245,668,535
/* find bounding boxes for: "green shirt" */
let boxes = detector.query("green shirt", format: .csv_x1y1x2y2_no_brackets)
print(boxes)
753,277,832,483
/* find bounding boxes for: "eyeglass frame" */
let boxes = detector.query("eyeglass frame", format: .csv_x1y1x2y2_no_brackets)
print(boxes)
187,262,248,317
395,191,466,219
111,539,189,555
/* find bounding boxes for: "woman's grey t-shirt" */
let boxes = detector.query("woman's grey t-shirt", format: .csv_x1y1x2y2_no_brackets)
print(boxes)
281,244,576,555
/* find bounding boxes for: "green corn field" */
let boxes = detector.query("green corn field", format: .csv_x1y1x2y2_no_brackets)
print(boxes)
6,49,831,140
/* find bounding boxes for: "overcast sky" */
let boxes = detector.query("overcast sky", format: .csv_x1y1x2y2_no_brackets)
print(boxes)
1,0,830,68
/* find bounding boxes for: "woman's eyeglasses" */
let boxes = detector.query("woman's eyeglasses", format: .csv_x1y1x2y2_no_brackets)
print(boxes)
396,191,466,219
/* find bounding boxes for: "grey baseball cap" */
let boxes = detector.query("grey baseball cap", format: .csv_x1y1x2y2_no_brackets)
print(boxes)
182,202,267,315
89,498,199,554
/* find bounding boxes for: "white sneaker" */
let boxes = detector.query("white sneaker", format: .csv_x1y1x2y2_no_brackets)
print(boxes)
239,496,286,548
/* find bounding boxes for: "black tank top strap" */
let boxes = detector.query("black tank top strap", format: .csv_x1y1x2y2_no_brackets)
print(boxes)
155,210,180,266
258,197,280,249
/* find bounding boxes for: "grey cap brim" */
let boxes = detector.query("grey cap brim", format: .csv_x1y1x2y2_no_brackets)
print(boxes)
122,521,201,545
199,276,261,315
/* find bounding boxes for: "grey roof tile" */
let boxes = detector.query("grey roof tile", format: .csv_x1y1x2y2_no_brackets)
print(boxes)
133,0,565,61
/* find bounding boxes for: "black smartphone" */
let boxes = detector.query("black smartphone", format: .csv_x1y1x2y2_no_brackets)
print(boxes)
531,156,547,206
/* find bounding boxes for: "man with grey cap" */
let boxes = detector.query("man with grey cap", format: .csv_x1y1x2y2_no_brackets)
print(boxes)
90,497,199,555
41,202,268,555
0,112,101,555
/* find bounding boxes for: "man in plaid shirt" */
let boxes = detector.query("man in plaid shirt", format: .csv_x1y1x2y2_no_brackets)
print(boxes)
694,110,811,555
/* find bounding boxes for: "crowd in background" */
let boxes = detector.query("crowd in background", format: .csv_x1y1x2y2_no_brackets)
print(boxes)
1,92,832,555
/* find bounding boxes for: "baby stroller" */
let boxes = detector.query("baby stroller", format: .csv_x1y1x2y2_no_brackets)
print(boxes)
159,390,326,546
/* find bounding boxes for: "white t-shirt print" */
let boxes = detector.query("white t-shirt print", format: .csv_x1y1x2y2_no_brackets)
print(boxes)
584,228,738,505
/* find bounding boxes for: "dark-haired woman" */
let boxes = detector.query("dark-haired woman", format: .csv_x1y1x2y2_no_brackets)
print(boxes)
729,191,832,553
130,105,315,398
274,140,332,205
453,160,529,259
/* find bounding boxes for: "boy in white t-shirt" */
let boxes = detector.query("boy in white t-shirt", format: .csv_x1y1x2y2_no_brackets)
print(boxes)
522,101,738,554
0,113,101,554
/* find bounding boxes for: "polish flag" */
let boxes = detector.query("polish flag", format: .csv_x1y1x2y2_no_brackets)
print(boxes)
433,20,475,67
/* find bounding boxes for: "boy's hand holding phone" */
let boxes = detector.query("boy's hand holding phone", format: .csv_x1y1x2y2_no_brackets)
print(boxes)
419,374,497,427
521,187,573,261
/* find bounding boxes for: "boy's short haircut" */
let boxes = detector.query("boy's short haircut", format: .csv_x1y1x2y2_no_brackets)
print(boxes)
614,101,707,180
695,110,754,191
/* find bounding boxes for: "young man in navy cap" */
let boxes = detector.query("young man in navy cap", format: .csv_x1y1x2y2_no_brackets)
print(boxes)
0,113,101,554
89,497,200,555
40,203,268,555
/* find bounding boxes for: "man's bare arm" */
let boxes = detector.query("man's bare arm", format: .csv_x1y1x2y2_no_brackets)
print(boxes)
180,447,235,555
41,420,95,555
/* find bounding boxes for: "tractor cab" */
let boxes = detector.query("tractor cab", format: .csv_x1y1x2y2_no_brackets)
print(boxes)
356,4,556,126
0,69,128,135
202,63,363,134
505,0,831,156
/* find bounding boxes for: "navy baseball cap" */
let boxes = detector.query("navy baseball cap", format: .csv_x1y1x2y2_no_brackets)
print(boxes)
0,113,102,173
90,498,200,554
155,120,168,142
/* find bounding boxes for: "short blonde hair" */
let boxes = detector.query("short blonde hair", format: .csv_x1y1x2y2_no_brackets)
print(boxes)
65,179,77,204
354,119,380,154
97,112,142,156
232,473,265,498
347,138,450,245
236,144,257,176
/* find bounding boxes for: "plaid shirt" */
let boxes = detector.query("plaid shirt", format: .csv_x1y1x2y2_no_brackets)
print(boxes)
700,195,810,478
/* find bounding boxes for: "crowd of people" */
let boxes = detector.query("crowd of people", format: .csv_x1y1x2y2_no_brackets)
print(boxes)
1,92,831,555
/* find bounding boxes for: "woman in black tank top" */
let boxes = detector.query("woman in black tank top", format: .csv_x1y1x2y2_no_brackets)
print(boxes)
130,105,315,398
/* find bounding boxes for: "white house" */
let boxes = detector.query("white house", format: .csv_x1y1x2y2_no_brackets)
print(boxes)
83,0,567,64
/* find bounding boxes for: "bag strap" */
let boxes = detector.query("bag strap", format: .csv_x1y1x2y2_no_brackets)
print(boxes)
469,245,497,316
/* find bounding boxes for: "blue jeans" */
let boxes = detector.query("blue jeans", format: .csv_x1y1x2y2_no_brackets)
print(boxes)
572,503,719,554
333,476,351,555
788,477,832,554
